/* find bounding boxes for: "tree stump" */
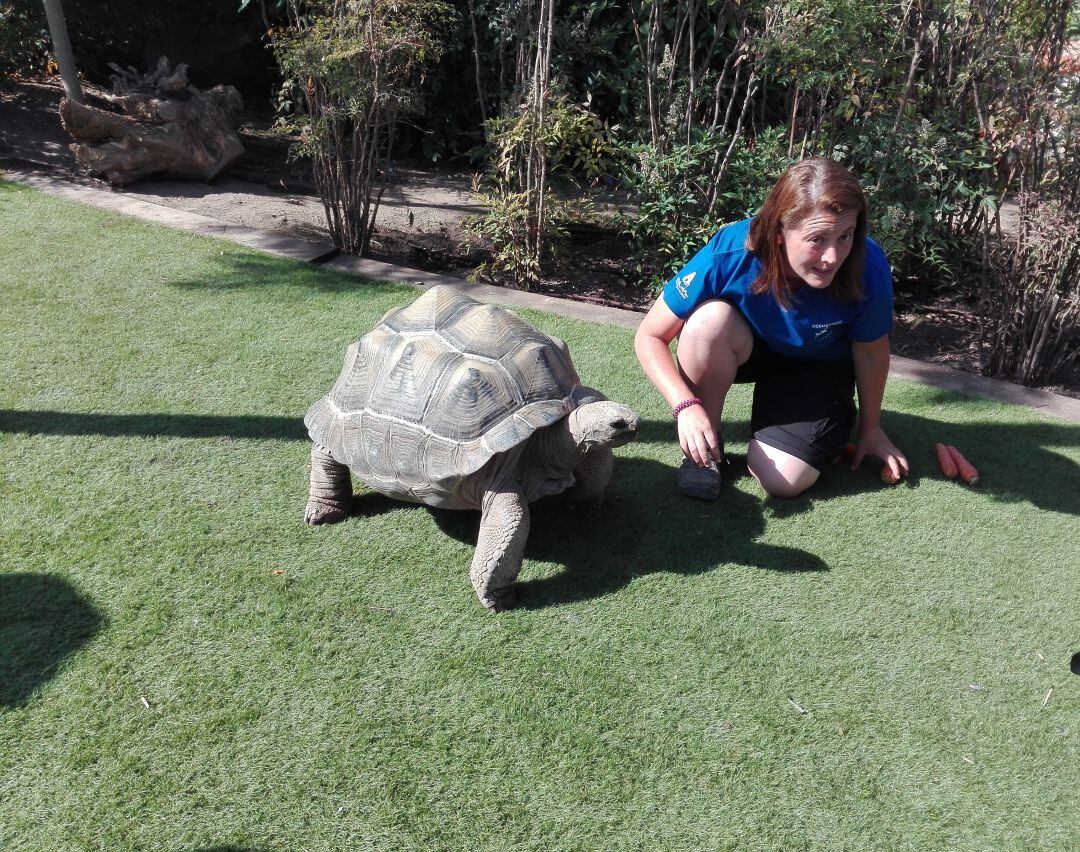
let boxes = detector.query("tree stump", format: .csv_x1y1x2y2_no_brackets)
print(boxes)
59,58,245,186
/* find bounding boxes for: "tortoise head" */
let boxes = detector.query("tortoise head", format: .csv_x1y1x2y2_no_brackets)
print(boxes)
567,401,640,450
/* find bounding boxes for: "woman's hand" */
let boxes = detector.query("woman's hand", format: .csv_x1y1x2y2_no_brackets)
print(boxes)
677,403,722,468
852,426,909,481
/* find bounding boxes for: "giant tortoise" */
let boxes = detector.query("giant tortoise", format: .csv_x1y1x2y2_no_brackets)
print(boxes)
303,285,640,611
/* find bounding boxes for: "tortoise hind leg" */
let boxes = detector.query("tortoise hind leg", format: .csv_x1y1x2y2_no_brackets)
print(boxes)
304,443,352,525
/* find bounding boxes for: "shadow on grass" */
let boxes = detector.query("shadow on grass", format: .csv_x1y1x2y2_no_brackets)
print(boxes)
167,251,389,293
374,455,827,609
0,573,105,707
757,409,1079,520
347,407,1079,606
887,409,1079,516
515,456,831,608
0,410,306,442
3,405,1076,521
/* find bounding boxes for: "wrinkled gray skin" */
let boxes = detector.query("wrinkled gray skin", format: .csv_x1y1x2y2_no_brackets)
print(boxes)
305,400,639,612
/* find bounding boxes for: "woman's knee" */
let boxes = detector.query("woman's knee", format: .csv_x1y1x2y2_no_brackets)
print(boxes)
747,440,820,498
756,475,815,499
681,300,753,349
676,300,754,378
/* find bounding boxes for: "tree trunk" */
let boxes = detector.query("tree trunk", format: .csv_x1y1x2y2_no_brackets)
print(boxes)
59,64,244,185
41,0,83,104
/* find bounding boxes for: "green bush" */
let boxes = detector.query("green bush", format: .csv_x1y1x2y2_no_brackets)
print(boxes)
0,2,50,73
843,116,995,282
467,92,607,288
272,0,454,255
466,187,568,286
615,126,791,290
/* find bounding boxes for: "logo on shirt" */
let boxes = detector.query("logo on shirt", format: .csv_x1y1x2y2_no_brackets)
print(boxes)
812,320,843,338
675,271,696,299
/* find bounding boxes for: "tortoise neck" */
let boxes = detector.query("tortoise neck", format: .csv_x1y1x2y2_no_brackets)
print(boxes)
534,417,583,462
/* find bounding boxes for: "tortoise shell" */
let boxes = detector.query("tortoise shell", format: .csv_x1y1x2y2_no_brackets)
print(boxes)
304,286,601,505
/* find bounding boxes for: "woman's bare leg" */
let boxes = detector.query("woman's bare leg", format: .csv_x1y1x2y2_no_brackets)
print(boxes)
675,299,754,432
747,440,820,498
672,301,754,499
680,302,819,499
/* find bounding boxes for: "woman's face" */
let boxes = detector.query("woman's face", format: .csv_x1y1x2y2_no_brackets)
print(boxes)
778,207,859,289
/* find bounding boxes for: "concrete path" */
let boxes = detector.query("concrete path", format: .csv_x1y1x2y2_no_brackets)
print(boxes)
4,164,1077,423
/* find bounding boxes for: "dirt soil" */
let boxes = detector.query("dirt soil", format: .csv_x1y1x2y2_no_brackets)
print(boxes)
3,74,1076,400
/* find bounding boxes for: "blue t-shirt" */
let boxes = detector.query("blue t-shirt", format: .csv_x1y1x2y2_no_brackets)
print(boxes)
662,218,894,361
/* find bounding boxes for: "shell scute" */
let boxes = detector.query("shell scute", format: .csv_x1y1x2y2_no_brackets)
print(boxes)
340,412,364,469
367,336,459,427
504,340,580,405
327,336,377,414
381,285,473,335
421,359,522,442
357,414,393,480
436,302,549,362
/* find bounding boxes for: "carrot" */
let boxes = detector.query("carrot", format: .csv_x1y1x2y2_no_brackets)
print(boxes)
946,445,979,485
935,442,958,478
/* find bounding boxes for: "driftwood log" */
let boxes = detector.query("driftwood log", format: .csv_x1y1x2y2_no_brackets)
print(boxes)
59,58,244,185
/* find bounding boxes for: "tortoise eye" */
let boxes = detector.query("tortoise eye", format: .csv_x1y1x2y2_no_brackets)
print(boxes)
611,419,628,430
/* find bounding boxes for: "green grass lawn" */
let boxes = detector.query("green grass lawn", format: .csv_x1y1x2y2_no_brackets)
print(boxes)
2,178,1079,851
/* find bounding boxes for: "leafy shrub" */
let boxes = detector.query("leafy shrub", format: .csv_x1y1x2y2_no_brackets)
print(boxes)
843,116,995,282
0,2,50,73
272,0,453,256
982,193,1080,386
466,187,569,287
615,126,791,290
467,92,607,288
613,135,718,289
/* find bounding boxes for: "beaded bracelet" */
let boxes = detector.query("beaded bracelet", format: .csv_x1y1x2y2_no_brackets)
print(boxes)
672,397,703,419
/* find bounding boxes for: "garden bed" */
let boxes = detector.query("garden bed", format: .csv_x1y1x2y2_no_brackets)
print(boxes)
2,73,1076,399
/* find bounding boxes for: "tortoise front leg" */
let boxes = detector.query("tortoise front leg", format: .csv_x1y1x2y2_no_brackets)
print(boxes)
304,443,352,525
470,485,530,612
566,446,614,506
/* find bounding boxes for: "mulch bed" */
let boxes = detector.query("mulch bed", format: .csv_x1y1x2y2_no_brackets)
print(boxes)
3,72,1075,400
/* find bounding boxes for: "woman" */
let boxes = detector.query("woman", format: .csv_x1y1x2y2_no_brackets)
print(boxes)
634,156,908,500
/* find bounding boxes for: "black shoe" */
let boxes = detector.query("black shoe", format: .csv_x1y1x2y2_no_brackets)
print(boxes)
677,457,723,501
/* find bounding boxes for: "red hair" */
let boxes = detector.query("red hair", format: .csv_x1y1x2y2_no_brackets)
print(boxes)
745,157,867,306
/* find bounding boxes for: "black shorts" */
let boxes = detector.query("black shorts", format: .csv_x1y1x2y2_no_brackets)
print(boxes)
734,335,856,471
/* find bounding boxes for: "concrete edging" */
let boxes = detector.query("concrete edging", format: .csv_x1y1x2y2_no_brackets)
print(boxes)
5,165,1078,423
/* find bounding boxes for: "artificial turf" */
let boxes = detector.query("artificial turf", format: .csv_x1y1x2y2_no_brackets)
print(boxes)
1,179,1079,851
